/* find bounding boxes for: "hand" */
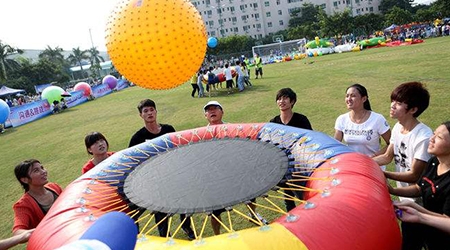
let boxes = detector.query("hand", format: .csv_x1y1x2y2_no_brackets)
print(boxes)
17,229,35,244
395,206,421,223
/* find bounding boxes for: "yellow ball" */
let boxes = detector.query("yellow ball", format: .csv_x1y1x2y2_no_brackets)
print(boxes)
105,0,207,90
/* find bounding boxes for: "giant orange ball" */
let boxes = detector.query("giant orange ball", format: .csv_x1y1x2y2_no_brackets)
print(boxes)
105,0,207,90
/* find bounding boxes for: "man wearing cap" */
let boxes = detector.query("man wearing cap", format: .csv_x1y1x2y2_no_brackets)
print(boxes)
204,101,224,126
203,101,267,234
129,99,195,240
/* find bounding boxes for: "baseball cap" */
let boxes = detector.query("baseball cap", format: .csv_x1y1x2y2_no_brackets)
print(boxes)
203,101,223,111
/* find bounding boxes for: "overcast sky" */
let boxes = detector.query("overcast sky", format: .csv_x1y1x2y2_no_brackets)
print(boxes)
0,0,435,52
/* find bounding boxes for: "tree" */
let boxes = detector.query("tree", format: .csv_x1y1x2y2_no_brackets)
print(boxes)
353,13,385,36
67,47,90,79
414,8,438,22
39,46,65,65
379,0,413,14
0,40,23,81
288,3,322,28
88,47,105,79
318,9,354,38
384,6,413,26
432,0,450,17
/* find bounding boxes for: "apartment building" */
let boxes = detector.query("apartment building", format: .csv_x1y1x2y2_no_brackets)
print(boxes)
191,0,381,39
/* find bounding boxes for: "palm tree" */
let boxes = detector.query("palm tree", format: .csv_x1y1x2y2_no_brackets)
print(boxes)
0,40,23,81
39,45,65,65
88,47,105,78
67,47,89,79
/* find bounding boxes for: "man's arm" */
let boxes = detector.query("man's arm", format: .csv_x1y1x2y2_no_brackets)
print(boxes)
373,143,394,166
384,158,428,183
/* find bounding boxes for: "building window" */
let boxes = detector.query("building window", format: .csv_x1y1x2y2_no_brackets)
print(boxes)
255,13,260,20
333,1,338,7
264,1,269,7
266,12,271,17
268,22,273,27
253,3,258,8
278,10,282,15
276,0,280,5
279,20,284,25
369,6,373,12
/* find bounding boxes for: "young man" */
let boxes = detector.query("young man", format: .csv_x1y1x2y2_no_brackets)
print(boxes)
373,82,432,202
234,61,245,92
129,99,195,240
223,64,234,95
269,88,313,211
373,82,432,250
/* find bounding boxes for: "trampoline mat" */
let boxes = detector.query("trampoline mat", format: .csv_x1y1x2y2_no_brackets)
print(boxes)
124,138,289,214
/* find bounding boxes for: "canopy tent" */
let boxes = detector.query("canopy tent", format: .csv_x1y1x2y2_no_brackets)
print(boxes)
0,85,26,97
384,24,399,32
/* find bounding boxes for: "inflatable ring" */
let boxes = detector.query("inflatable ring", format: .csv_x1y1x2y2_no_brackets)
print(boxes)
28,123,401,249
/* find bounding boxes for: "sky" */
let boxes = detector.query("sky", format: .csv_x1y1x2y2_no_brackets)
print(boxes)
0,0,119,52
0,0,435,52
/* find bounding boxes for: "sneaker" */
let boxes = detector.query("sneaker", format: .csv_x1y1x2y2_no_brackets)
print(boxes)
183,228,195,240
248,212,268,225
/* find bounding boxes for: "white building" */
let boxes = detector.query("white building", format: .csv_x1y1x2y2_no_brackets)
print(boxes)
191,0,381,39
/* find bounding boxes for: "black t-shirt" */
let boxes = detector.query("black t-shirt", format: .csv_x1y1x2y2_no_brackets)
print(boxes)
269,112,313,130
129,124,175,147
415,156,450,248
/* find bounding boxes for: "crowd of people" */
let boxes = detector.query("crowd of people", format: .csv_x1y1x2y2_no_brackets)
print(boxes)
190,54,263,98
4,80,450,249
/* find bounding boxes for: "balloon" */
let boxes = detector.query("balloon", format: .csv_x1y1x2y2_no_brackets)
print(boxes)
0,99,10,124
105,0,207,90
207,37,218,48
102,75,118,90
74,82,92,97
41,86,65,105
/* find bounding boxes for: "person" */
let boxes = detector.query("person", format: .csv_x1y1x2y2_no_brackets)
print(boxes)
254,53,263,79
373,81,432,203
234,60,245,92
223,63,234,95
243,56,251,79
203,101,267,234
129,99,194,240
394,201,450,235
269,88,313,211
206,66,216,96
82,132,115,174
190,73,199,98
388,121,450,249
241,61,252,87
203,101,226,235
0,229,34,250
334,84,391,170
59,98,68,110
51,100,60,114
13,159,63,237
196,69,205,98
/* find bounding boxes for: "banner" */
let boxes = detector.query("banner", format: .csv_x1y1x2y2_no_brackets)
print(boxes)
8,100,52,127
92,83,112,98
65,90,88,108
116,79,129,91
35,83,52,94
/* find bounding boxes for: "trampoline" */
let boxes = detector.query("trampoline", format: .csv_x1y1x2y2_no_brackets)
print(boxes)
28,123,402,250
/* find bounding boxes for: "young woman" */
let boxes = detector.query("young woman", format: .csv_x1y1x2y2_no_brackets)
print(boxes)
334,83,391,169
389,121,450,249
82,132,115,174
13,159,63,236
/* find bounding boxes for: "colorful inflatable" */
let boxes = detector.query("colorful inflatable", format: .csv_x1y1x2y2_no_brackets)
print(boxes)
28,123,401,250
304,37,334,49
357,37,386,48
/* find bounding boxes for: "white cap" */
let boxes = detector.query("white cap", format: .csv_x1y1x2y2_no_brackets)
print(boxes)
203,101,223,111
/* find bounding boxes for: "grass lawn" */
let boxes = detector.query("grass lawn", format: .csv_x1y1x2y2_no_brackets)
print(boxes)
1,36,449,248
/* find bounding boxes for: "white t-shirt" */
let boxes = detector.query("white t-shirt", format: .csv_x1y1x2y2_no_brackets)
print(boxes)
390,122,432,200
335,111,390,157
224,67,233,80
234,65,244,76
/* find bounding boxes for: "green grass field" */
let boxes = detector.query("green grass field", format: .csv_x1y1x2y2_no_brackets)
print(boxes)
1,36,449,248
